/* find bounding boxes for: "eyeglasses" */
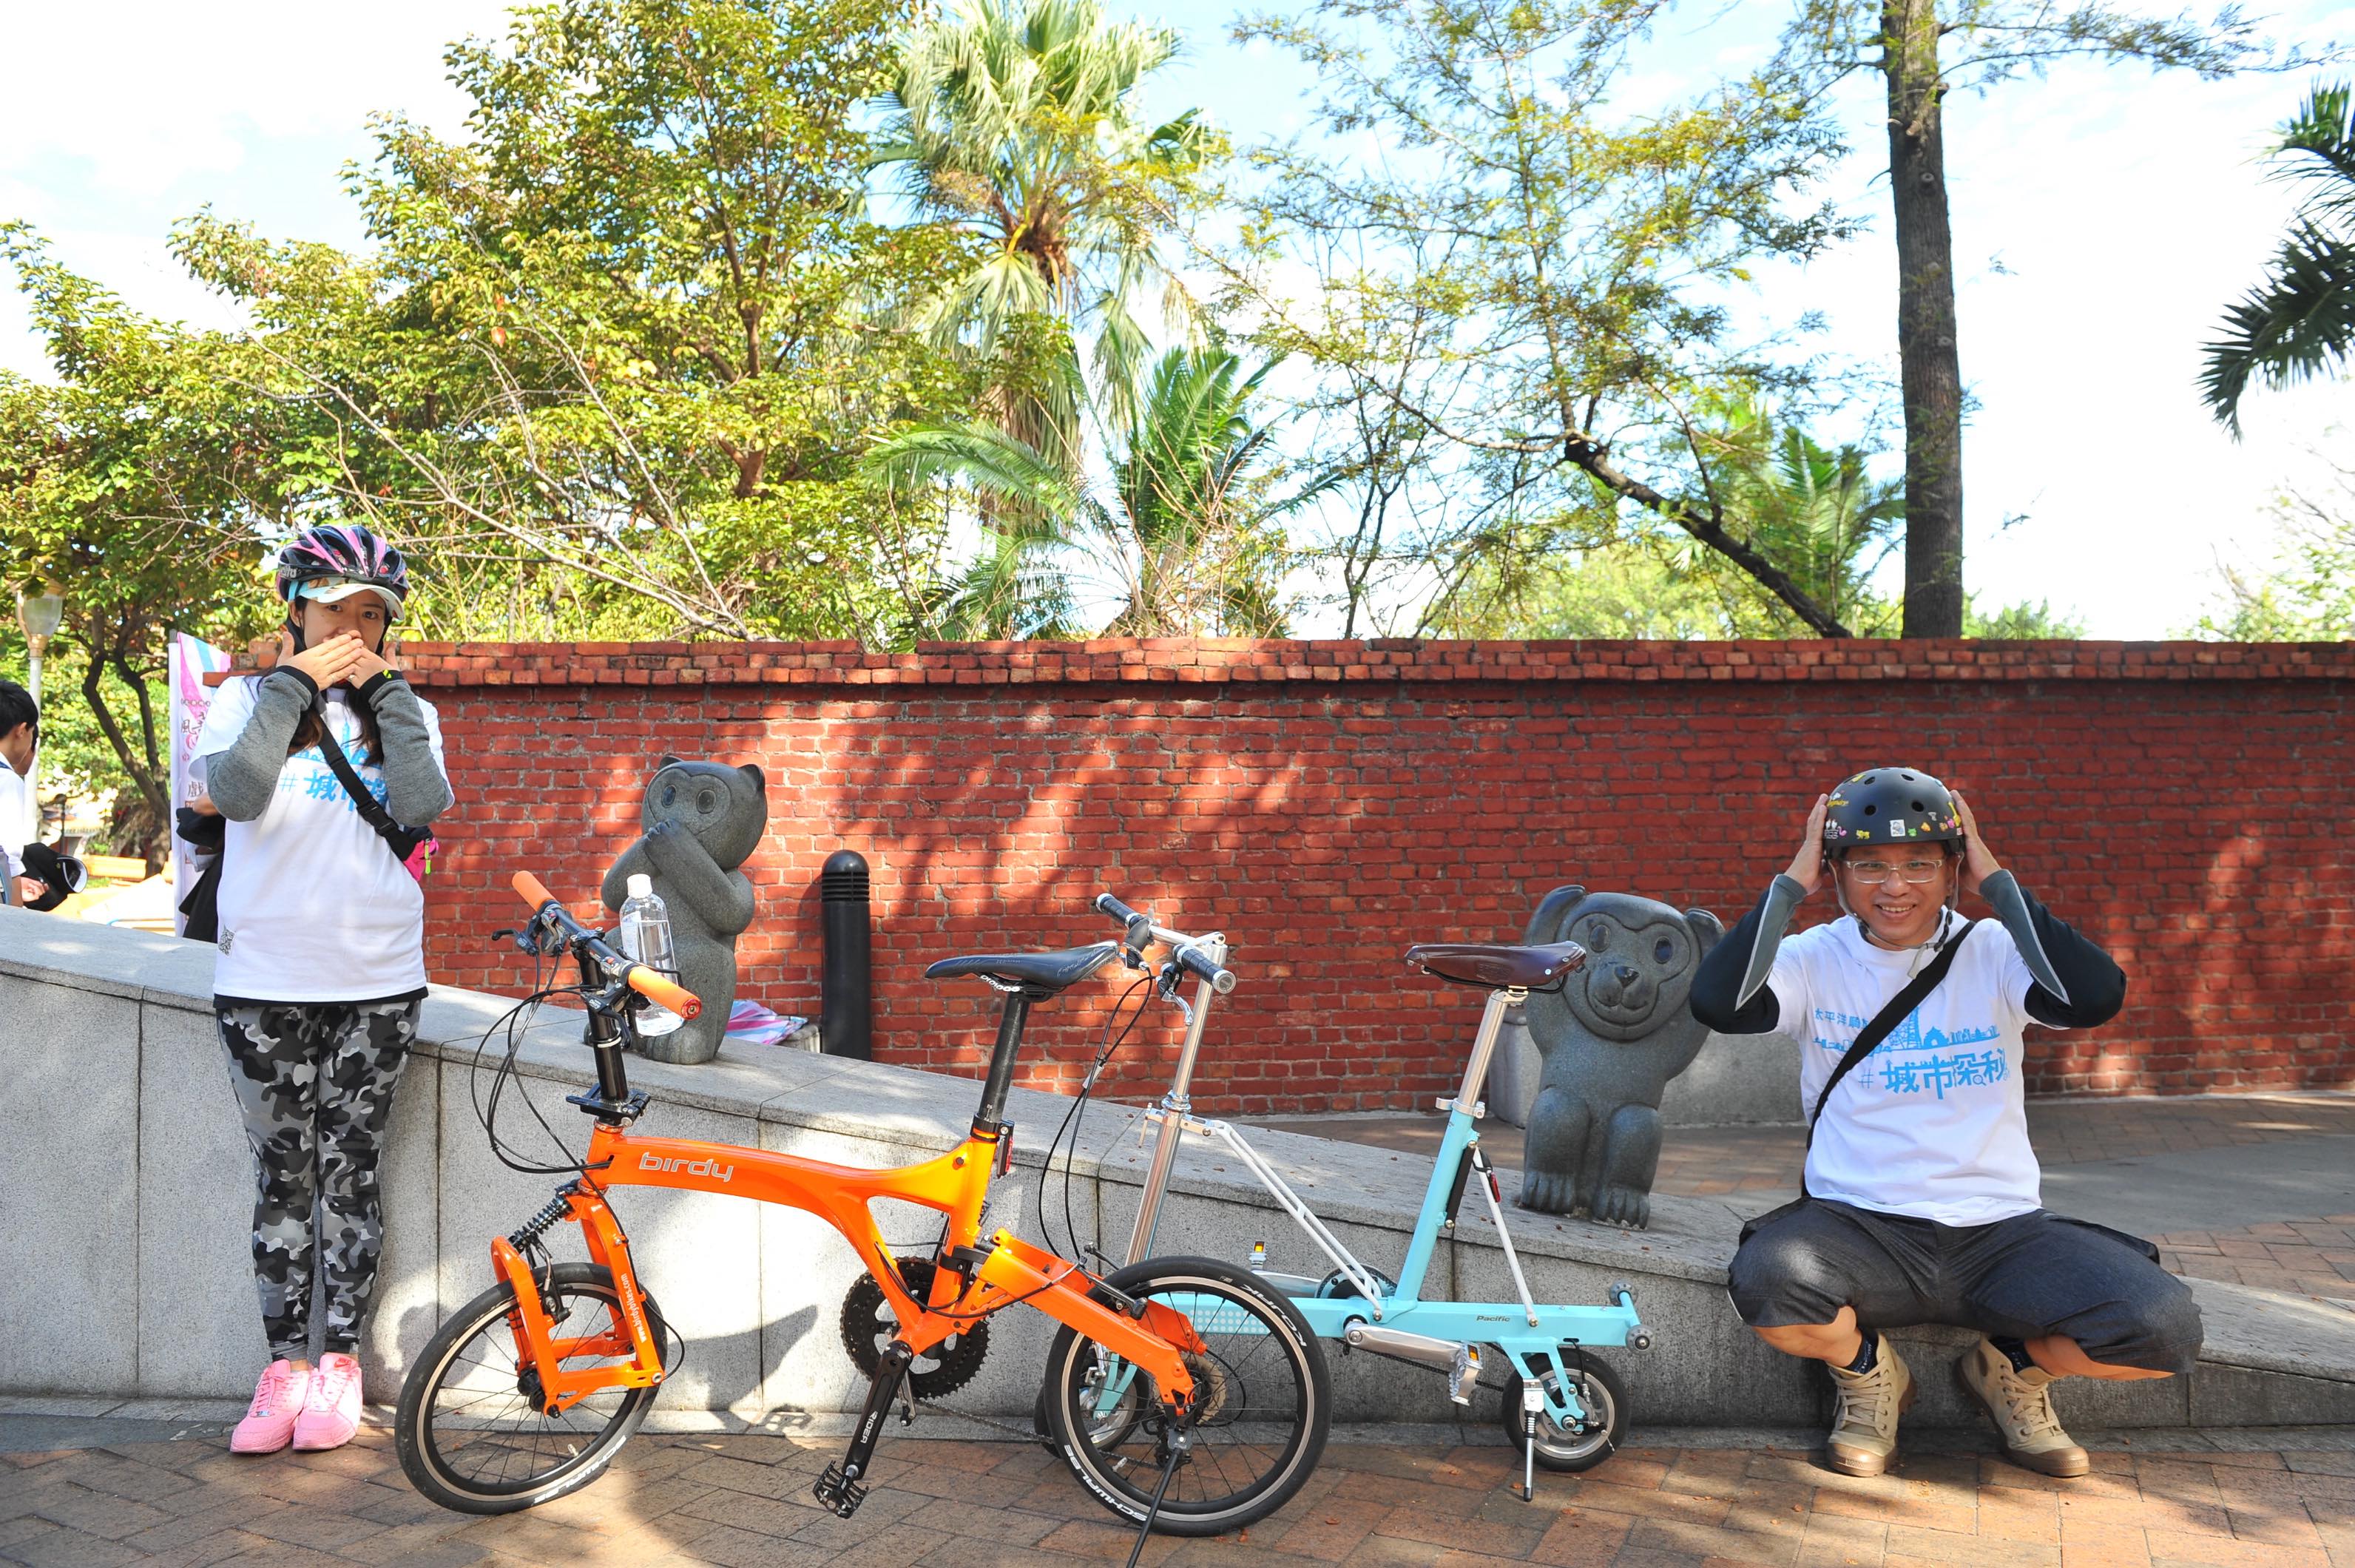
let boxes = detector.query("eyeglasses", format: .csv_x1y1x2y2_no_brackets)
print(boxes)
1840,857,1947,885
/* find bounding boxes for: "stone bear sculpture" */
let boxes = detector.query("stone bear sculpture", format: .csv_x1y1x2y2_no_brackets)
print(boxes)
1517,885,1723,1229
600,756,768,1066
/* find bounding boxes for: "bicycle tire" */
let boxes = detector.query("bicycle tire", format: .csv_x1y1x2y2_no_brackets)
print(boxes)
396,1263,666,1515
1043,1255,1329,1536
1499,1349,1626,1473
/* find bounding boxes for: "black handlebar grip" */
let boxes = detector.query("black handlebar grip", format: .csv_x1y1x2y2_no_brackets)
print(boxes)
1178,944,1238,994
1095,892,1144,926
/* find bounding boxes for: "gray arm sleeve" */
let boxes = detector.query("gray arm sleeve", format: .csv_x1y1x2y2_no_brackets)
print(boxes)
1736,875,1808,1007
363,676,454,825
199,669,318,822
1978,868,2069,1004
1688,874,1808,1033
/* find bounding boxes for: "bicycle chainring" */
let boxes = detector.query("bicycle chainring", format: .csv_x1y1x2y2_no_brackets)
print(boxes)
839,1260,990,1401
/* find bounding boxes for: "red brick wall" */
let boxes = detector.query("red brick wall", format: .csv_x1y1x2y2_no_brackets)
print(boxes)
399,638,2355,1114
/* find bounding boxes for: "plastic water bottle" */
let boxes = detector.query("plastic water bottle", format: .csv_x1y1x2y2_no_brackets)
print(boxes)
617,873,685,1037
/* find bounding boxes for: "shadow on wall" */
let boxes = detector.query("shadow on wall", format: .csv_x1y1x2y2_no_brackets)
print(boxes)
416,670,2355,1114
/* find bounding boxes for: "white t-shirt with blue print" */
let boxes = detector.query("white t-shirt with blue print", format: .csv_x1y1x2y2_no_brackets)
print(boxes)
196,677,447,1002
1770,915,2046,1226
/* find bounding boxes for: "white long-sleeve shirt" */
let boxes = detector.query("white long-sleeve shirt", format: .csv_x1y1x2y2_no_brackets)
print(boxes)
0,753,27,880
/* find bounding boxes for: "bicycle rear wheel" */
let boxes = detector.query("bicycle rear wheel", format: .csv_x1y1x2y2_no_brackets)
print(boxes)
1043,1255,1329,1537
396,1263,666,1515
1501,1350,1626,1473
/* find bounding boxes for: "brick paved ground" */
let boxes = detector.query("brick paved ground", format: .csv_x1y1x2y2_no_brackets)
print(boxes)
2153,1217,2355,1305
1251,1093,2355,1197
1251,1094,2355,1307
5,1425,2354,1567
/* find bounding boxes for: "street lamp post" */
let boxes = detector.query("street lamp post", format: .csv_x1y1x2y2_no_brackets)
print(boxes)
15,587,64,848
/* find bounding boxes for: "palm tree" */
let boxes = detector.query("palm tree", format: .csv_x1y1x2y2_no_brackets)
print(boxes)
2204,84,2355,436
1436,398,1903,639
1692,399,1906,634
871,0,1209,465
863,345,1317,638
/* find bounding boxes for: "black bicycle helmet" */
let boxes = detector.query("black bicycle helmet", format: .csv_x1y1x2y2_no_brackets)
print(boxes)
1822,767,1963,849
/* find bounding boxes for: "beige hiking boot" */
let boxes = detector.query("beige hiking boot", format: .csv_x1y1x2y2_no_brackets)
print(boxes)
1823,1334,1913,1477
1957,1336,2091,1478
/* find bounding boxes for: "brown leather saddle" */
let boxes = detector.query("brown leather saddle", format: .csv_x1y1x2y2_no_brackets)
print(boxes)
1403,939,1587,991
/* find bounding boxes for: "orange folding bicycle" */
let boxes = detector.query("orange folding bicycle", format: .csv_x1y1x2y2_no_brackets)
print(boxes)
393,872,1328,1543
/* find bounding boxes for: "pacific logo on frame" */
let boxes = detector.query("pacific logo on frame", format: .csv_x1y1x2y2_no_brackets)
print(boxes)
640,1151,735,1183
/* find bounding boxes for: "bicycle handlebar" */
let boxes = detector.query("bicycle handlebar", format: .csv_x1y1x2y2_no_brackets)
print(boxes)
1092,891,1237,995
510,871,704,1021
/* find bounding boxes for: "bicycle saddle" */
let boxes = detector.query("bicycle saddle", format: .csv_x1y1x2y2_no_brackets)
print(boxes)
925,942,1122,996
1403,939,1587,991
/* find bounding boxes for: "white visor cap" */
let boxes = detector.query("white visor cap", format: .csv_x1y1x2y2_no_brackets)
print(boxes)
294,576,402,618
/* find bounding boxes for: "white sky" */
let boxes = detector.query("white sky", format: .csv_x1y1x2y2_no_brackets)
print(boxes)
4,0,2349,637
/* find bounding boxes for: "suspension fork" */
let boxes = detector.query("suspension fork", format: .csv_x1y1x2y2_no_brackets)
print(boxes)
491,1185,663,1413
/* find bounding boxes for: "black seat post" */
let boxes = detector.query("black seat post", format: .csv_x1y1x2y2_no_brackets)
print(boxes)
972,988,1033,1133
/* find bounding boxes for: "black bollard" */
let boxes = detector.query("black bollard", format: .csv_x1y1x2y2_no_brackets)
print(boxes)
820,849,873,1060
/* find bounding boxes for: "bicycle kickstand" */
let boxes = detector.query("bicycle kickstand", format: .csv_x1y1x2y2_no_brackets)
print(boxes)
1123,1424,1192,1568
814,1342,914,1519
1519,1381,1541,1503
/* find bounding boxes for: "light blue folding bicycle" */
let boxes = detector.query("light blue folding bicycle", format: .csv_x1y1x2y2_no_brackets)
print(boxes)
1061,893,1650,1502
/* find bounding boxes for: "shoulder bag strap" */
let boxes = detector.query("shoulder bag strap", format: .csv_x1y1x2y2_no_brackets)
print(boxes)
1799,917,1975,1197
311,698,422,854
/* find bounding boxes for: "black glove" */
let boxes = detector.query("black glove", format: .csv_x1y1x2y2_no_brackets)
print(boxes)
176,805,226,854
18,842,87,913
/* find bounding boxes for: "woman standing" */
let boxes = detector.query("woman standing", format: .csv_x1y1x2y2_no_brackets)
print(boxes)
196,524,453,1455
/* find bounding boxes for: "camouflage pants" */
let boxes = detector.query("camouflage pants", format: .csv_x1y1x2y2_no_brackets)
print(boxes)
216,1000,417,1361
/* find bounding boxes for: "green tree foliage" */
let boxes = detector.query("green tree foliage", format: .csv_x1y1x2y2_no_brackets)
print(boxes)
2194,459,2355,638
1438,396,2084,638
172,0,990,645
1215,0,1865,635
1439,401,1905,638
864,344,1309,636
873,0,1212,463
2204,83,2355,433
0,230,283,862
1777,1,2291,634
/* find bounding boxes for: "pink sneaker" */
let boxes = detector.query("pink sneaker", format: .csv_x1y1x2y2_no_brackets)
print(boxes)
230,1360,311,1454
291,1352,363,1451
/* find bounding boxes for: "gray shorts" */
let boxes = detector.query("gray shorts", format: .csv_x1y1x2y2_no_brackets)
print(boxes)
1727,1198,2203,1375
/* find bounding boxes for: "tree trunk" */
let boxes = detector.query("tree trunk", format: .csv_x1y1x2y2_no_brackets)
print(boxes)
76,613,172,865
1884,0,1965,638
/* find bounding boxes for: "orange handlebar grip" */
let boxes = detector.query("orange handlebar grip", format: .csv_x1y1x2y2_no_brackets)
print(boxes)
513,870,557,910
628,967,703,1021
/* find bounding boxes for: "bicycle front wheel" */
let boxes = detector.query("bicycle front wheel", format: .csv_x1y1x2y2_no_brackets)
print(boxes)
1043,1255,1330,1537
396,1263,666,1515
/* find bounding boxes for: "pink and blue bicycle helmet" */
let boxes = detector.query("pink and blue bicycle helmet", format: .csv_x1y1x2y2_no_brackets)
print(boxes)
275,524,410,618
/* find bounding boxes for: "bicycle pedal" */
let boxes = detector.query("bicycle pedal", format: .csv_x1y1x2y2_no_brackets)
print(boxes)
812,1463,869,1518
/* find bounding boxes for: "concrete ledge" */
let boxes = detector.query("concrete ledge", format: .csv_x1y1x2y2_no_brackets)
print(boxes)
4,906,2351,1431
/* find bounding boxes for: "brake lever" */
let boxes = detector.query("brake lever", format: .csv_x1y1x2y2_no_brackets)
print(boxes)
1155,960,1195,1026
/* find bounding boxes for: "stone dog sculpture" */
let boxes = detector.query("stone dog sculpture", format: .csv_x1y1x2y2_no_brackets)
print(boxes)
600,756,769,1065
1517,885,1723,1228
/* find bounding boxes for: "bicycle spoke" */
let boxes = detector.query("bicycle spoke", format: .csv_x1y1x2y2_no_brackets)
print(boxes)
410,1274,658,1502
